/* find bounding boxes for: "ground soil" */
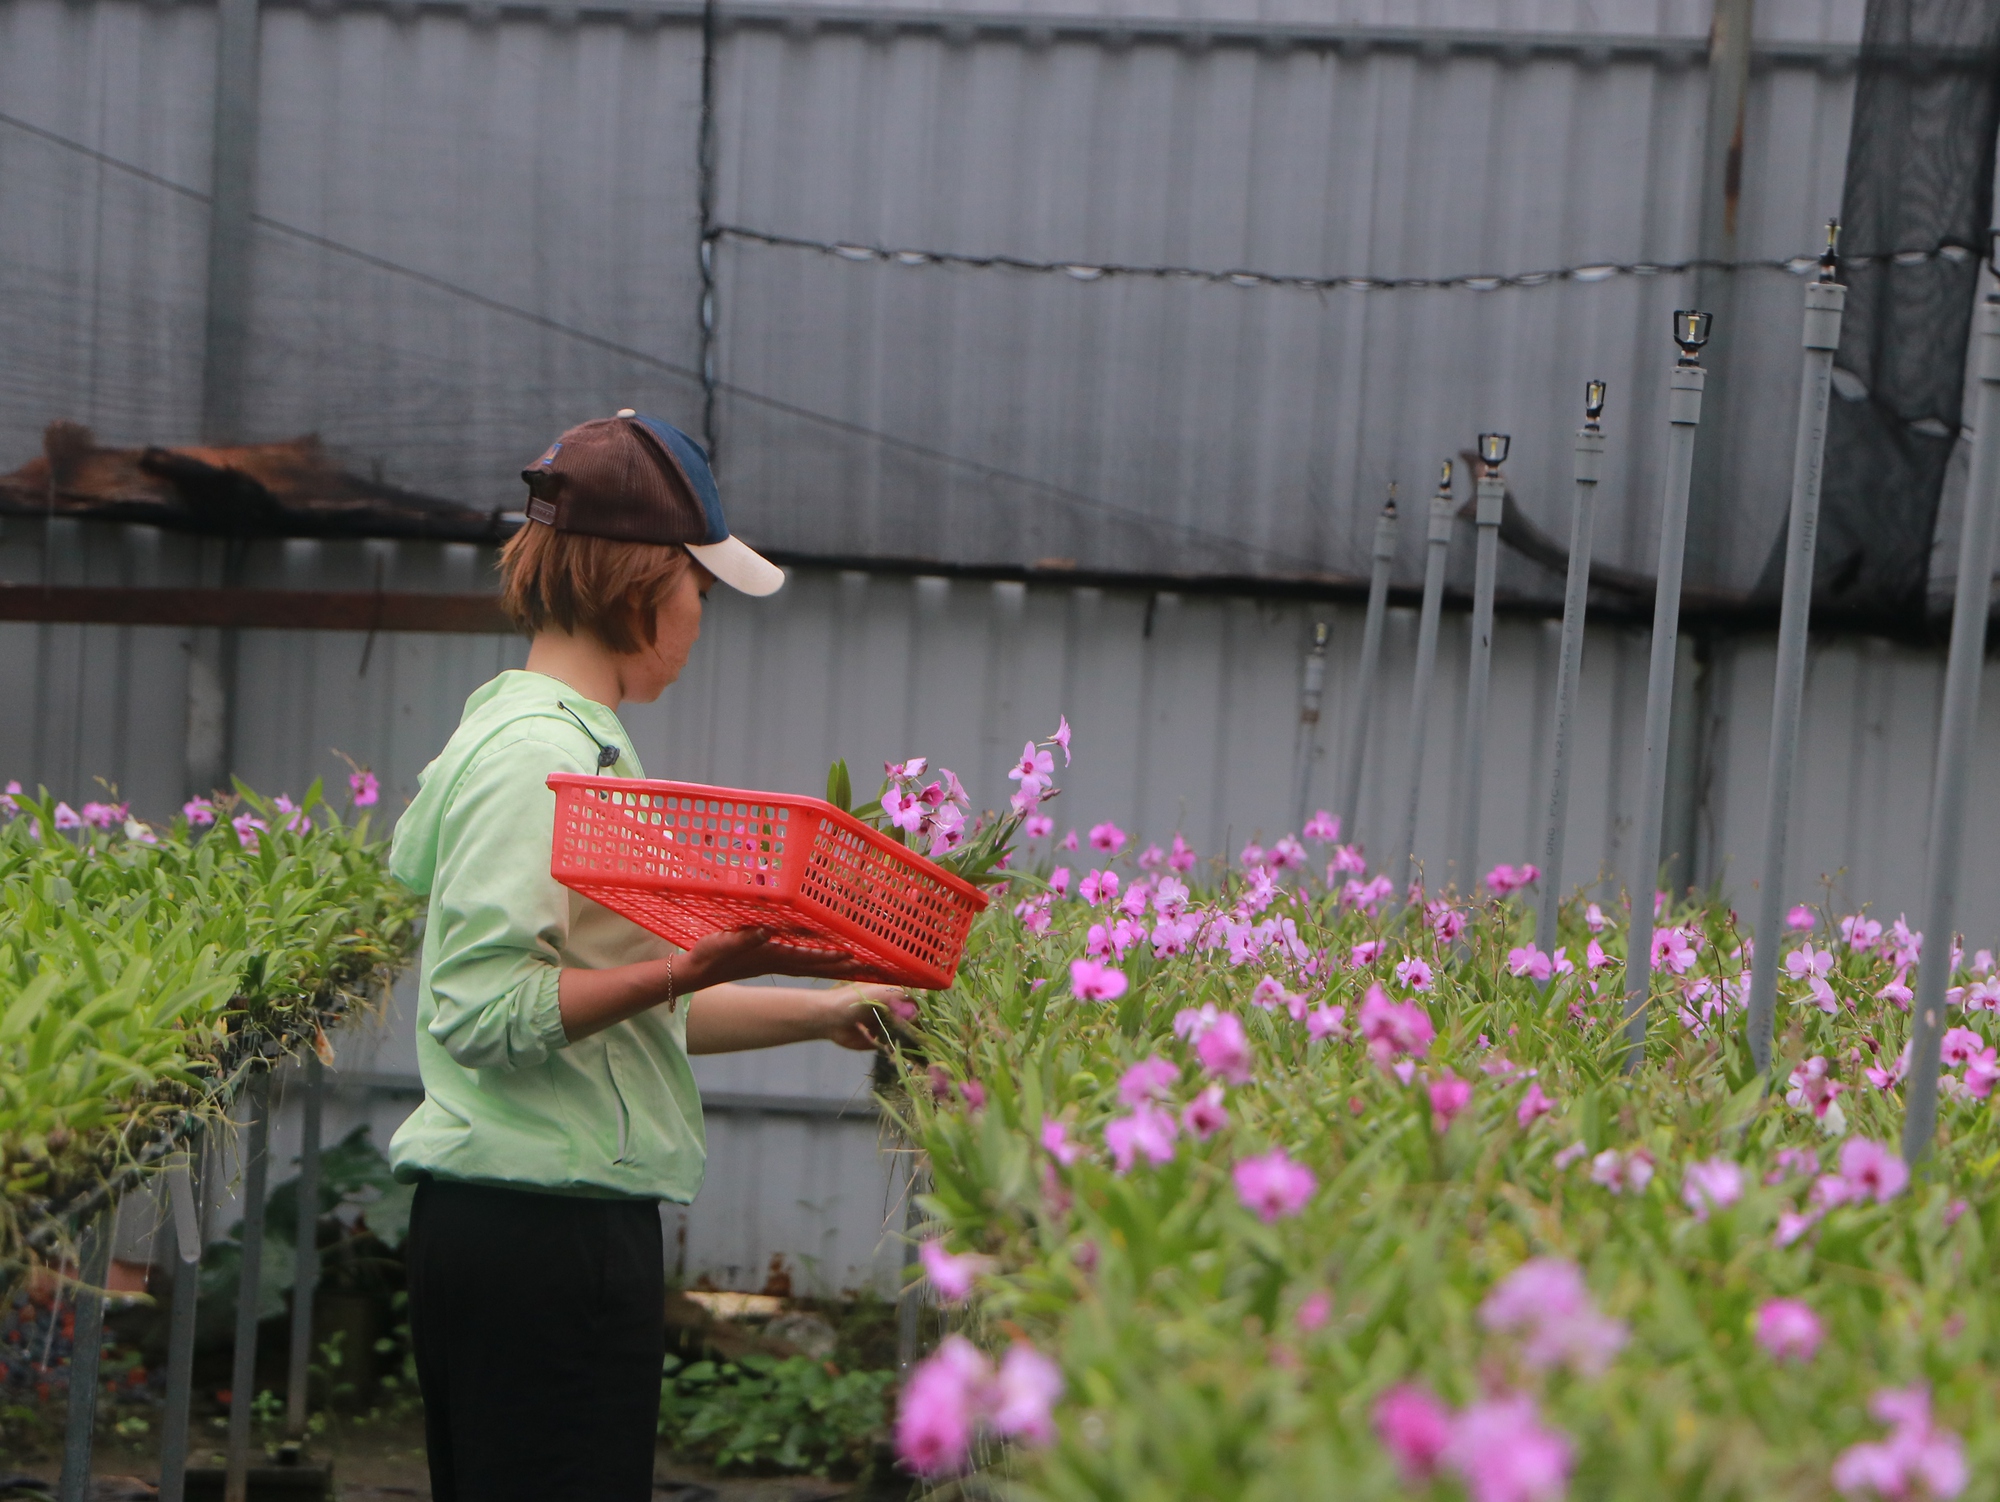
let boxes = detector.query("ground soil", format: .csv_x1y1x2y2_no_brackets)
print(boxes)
1,1423,873,1500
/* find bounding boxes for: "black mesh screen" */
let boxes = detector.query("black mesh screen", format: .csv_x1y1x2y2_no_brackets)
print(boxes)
1801,0,2000,622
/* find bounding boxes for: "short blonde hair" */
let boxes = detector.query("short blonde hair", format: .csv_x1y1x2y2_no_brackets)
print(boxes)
497,523,692,655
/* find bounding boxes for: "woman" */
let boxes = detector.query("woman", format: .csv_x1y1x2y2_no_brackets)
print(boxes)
388,410,890,1502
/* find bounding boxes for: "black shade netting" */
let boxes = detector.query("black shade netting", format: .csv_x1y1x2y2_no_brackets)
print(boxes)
1797,0,2000,622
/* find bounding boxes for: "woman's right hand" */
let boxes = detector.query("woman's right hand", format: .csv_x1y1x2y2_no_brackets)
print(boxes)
677,925,866,991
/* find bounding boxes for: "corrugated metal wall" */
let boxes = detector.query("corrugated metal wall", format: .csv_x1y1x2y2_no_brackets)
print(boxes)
3,0,1872,594
711,0,1863,592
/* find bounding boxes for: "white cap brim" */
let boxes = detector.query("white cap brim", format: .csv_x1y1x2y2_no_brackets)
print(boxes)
687,535,786,597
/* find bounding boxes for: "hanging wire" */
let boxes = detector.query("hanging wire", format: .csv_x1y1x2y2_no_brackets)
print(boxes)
697,0,722,455
709,222,1980,294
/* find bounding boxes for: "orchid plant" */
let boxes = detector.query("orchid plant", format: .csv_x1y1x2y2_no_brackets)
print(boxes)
0,776,420,1289
873,754,2000,1500
824,718,1070,891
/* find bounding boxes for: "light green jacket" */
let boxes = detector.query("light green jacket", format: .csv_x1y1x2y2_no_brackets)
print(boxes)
386,670,705,1202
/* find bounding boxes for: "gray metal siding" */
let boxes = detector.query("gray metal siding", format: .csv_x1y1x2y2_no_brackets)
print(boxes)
6,0,1867,590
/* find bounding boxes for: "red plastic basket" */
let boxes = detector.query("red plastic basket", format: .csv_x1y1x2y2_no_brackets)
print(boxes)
547,773,991,989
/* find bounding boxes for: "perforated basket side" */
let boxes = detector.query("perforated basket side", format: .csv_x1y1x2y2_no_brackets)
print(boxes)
547,774,989,988
553,782,800,893
795,814,982,978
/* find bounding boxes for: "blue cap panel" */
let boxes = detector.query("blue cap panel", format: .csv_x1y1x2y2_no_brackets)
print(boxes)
631,415,729,545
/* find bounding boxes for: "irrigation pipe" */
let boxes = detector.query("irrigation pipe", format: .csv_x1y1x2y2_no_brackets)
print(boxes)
1533,384,1607,951
1622,312,1712,1062
1746,254,1845,1072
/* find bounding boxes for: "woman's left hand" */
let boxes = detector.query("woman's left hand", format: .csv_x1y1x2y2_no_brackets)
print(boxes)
818,984,913,1051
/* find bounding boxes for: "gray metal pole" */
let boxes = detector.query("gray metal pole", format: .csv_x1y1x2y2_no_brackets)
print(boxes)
158,1146,206,1502
1338,493,1399,841
1398,463,1456,896
895,1158,925,1374
1455,444,1507,893
1747,262,1846,1074
1903,285,2000,1166
57,1213,115,1502
286,1054,323,1440
1533,386,1607,950
225,1072,272,1502
1290,622,1332,833
1622,313,1712,1060
199,0,262,444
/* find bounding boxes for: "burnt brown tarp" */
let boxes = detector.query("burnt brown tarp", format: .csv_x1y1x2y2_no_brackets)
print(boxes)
0,421,519,544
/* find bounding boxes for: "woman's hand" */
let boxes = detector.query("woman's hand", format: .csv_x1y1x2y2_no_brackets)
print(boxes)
677,925,866,992
681,979,915,1055
813,983,912,1052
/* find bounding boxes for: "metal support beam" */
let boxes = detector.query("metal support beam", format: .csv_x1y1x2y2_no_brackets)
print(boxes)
1533,387,1607,950
159,1147,207,1502
1903,287,2000,1165
286,1055,324,1440
1397,463,1456,897
200,0,263,444
1746,269,1845,1072
1338,494,1398,843
1668,0,1755,899
1683,0,1755,590
56,1215,115,1502
225,1072,273,1502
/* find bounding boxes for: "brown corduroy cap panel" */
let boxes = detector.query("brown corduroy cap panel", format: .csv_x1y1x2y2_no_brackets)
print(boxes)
521,418,707,545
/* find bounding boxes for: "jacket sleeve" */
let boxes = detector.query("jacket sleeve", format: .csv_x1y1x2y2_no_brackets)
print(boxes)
423,734,588,1071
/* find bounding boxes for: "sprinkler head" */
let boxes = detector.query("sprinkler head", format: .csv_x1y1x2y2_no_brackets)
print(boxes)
1383,481,1398,518
1819,219,1841,282
1584,379,1607,424
1436,458,1453,495
1673,309,1713,365
1477,433,1511,470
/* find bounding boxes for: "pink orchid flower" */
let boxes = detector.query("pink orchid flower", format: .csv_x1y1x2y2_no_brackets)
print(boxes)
1232,1148,1316,1222
1040,1119,1080,1165
1117,1056,1180,1105
1507,945,1554,982
1681,1158,1745,1220
1181,1085,1229,1139
1515,1082,1555,1127
1373,1384,1452,1484
1068,958,1128,1001
1756,1298,1823,1363
919,1240,993,1303
1194,1013,1253,1085
1105,1103,1178,1172
1428,1072,1473,1133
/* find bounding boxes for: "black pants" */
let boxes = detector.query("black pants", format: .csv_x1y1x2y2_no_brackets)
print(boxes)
406,1178,667,1502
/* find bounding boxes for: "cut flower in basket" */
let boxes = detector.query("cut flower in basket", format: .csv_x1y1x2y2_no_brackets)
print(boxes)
824,721,1070,890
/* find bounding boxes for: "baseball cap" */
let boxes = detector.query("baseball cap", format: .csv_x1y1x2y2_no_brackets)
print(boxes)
520,411,785,597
